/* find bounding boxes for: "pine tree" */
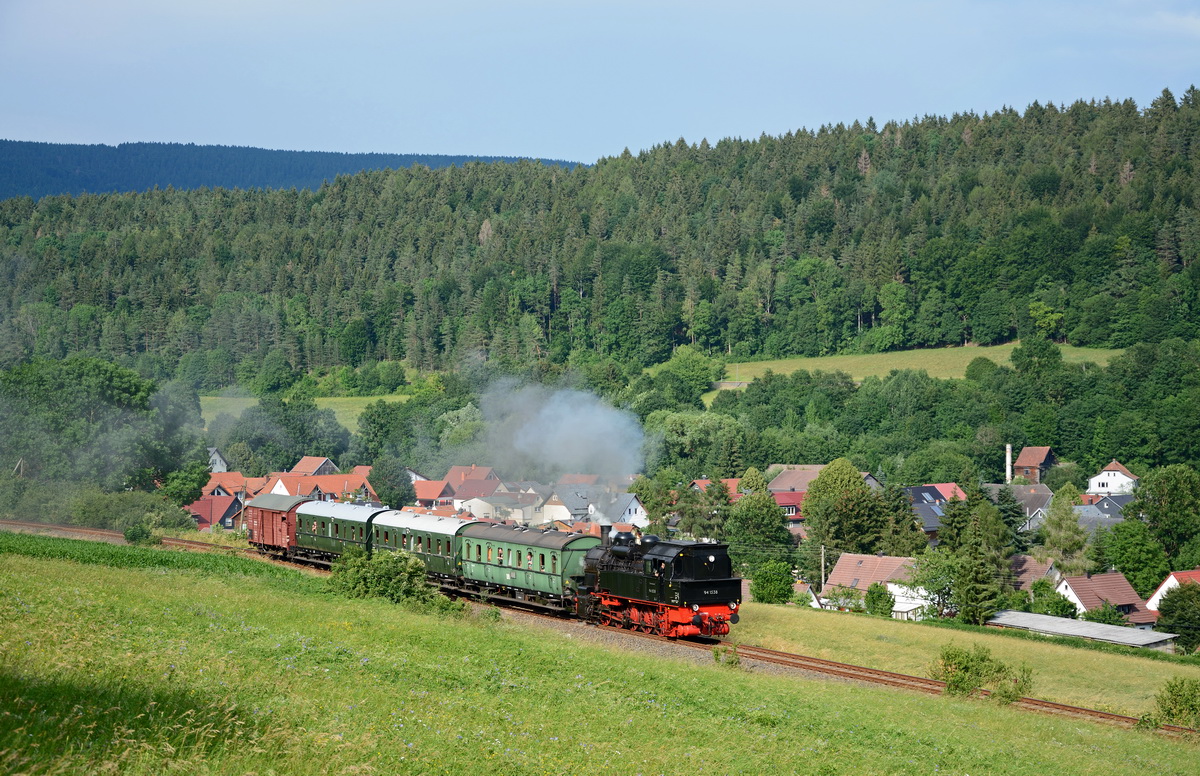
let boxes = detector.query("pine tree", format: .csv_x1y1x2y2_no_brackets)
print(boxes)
1039,482,1088,575
955,513,1002,626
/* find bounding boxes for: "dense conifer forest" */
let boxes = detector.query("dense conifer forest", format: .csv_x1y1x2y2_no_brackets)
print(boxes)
0,140,579,201
2,89,1197,381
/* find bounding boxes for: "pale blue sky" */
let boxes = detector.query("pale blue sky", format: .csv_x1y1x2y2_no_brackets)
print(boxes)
1,1,1197,163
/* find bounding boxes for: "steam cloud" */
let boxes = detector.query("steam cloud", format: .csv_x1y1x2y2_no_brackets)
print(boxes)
479,380,644,482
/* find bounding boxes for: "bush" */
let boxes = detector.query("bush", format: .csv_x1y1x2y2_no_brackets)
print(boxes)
1152,676,1200,729
928,643,1034,704
122,522,159,545
329,547,464,614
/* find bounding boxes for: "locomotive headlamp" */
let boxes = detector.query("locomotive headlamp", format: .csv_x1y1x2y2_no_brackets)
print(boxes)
691,603,700,612
729,602,738,610
708,555,715,562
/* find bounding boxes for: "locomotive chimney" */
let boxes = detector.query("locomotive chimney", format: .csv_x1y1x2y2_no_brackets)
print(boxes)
1005,444,1012,484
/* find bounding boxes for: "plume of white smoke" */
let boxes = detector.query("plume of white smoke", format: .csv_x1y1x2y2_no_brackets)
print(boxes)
479,379,644,482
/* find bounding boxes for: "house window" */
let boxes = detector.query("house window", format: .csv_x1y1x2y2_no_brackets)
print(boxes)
851,578,859,587
785,506,796,516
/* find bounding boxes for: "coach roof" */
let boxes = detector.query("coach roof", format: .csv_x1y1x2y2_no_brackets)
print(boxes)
461,522,598,550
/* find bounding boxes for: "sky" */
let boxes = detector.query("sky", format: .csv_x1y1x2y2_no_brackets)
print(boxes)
1,1,1197,164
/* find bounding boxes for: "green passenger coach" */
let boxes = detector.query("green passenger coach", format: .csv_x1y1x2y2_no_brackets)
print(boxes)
456,523,601,608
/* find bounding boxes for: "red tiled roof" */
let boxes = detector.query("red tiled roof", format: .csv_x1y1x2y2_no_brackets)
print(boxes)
930,483,967,502
1014,446,1053,467
291,456,334,475
1007,555,1054,591
454,479,501,500
414,480,453,502
821,553,914,596
351,465,372,476
767,465,827,492
184,495,238,530
445,465,498,485
1061,572,1155,625
1100,459,1137,479
773,491,807,510
202,472,269,497
266,474,377,501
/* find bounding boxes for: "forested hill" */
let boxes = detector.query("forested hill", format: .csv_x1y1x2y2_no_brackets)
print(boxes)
0,140,580,200
1,88,1198,380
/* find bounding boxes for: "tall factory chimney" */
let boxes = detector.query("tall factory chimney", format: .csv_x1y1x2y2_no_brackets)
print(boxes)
1005,444,1013,484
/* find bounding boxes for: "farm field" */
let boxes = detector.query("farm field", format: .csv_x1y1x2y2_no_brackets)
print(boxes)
1,535,1195,775
720,342,1123,384
199,393,410,433
732,603,1200,717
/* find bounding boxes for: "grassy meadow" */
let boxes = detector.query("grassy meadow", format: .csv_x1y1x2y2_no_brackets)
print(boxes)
1,533,1195,775
199,393,410,433
732,603,1200,717
720,343,1123,384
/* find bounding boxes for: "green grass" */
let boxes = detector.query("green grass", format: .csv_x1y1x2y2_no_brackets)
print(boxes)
199,393,410,433
720,342,1123,383
732,603,1200,717
1,534,1196,774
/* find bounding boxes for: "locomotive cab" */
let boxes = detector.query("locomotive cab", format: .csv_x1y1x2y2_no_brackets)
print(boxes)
583,536,742,637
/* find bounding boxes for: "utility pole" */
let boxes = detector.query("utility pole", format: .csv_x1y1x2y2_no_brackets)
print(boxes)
821,544,826,589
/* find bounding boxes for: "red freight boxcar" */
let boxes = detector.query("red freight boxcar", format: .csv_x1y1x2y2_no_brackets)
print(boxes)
245,494,313,555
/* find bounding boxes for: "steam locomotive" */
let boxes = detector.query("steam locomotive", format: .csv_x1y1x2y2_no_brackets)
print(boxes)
245,494,742,638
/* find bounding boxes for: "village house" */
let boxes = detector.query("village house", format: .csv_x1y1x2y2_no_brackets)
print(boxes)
819,553,929,620
445,464,501,487
207,447,230,473
1003,555,1059,591
290,456,339,477
983,482,1054,533
264,472,377,503
184,493,242,531
414,480,454,508
1055,572,1157,629
451,478,506,511
1013,446,1056,484
1146,569,1200,611
1087,459,1139,496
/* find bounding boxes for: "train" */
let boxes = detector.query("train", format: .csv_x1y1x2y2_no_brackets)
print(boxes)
244,493,742,638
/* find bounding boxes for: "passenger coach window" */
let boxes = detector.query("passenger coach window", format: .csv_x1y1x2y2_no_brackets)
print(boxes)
477,545,482,561
539,553,545,571
384,531,389,543
497,548,504,564
551,555,557,574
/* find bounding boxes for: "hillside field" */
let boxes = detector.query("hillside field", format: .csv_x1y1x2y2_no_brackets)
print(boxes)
199,393,410,433
720,343,1122,383
1,533,1195,775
